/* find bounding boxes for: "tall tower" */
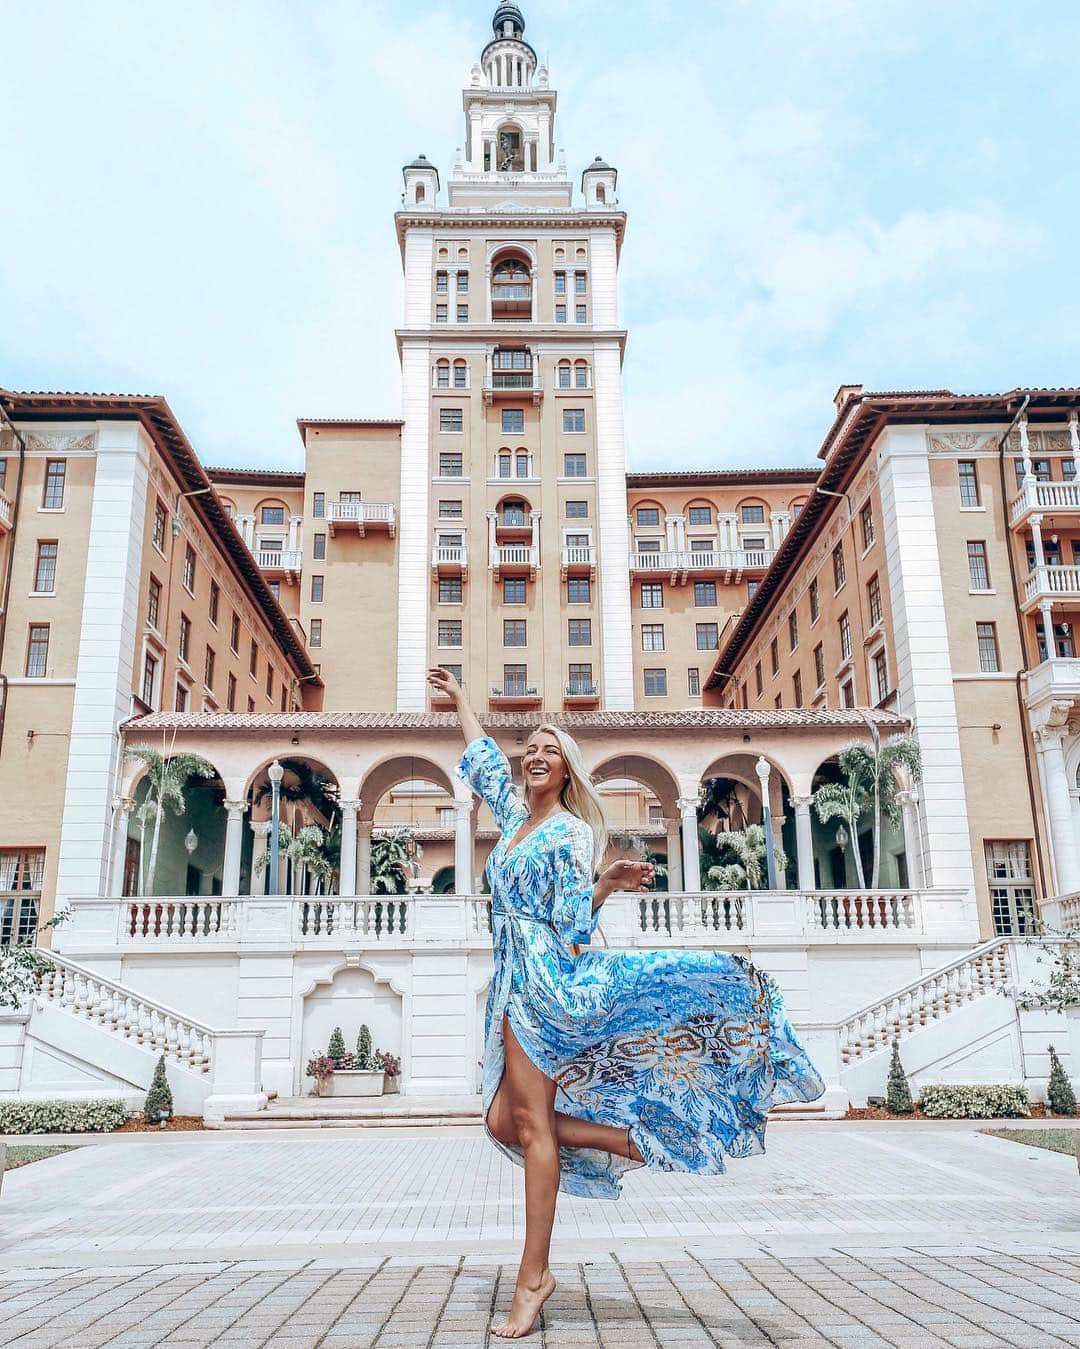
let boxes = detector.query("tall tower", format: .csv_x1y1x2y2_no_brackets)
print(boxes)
394,3,633,713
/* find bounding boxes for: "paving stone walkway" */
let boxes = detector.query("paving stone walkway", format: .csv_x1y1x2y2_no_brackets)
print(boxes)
1,1124,1078,1346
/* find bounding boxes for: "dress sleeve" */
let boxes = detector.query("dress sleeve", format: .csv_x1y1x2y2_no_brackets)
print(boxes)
456,735,524,833
551,816,599,946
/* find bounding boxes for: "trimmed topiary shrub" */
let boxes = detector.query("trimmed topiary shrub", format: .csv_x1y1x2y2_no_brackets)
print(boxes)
143,1055,174,1124
918,1084,1030,1119
1047,1045,1077,1117
327,1026,347,1065
885,1040,914,1115
356,1024,373,1071
0,1100,129,1134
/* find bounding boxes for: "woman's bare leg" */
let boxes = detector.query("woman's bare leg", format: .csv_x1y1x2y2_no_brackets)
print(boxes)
489,1086,642,1163
491,1017,560,1339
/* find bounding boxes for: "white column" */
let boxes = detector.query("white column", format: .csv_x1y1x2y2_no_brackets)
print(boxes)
1018,414,1033,480
896,789,924,888
222,800,247,897
1035,725,1080,894
487,510,498,566
664,819,683,891
792,795,815,891
249,820,270,895
530,509,541,565
773,511,791,546
453,800,474,894
678,796,701,891
339,799,359,898
357,820,374,896
396,326,433,707
1030,515,1055,657
718,513,737,555
287,515,300,552
469,110,482,170
108,797,135,897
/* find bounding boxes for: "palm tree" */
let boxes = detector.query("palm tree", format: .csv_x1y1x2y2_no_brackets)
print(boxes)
124,743,217,896
253,759,339,825
706,825,789,892
813,745,870,888
698,777,747,830
370,832,410,895
254,823,334,895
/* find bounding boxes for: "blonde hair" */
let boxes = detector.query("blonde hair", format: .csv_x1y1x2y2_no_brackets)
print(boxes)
525,723,607,872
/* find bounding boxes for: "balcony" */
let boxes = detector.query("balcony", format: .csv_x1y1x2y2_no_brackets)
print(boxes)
561,545,596,578
563,680,600,707
494,513,532,542
1010,477,1080,528
327,501,397,538
0,492,11,532
256,548,303,579
628,548,775,584
489,681,542,708
490,543,538,579
431,544,468,579
1021,564,1080,609
1024,656,1080,705
483,373,542,405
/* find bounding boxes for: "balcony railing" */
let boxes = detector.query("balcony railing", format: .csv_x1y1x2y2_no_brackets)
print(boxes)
256,548,303,574
327,501,397,537
431,544,468,577
628,548,774,578
1022,564,1080,607
490,682,541,703
564,681,599,701
490,543,538,578
1010,477,1080,527
560,545,595,578
0,493,12,531
488,372,537,389
491,284,531,301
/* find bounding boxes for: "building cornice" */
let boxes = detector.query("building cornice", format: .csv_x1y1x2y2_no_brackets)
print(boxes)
394,209,627,259
395,326,627,357
627,468,819,488
206,466,305,487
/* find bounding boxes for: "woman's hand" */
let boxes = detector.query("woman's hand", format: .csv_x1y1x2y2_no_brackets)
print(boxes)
598,859,655,895
427,666,464,701
428,667,485,747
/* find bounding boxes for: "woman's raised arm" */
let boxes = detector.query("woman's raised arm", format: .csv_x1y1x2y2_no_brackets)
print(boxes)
427,667,484,746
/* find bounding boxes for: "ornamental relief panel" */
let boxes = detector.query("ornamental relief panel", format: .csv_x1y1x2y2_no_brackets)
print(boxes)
0,428,98,453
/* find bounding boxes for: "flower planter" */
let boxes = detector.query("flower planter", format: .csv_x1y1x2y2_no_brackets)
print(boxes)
317,1070,384,1098
384,1074,400,1095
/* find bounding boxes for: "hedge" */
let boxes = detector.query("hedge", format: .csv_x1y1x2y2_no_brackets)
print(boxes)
0,1099,129,1134
918,1084,1030,1119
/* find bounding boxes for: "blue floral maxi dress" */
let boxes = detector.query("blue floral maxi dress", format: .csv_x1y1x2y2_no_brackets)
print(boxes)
458,736,826,1200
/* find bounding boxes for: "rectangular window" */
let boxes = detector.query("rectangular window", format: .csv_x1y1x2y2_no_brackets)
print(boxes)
809,577,820,623
311,575,324,602
693,580,717,606
175,682,188,713
695,622,719,651
967,541,990,590
438,619,462,648
567,577,591,603
33,541,57,593
230,612,240,653
153,499,168,551
867,573,883,626
503,664,527,695
985,841,1036,935
741,504,764,524
280,686,287,713
439,576,462,604
504,577,527,604
436,271,448,293
249,640,258,677
575,305,587,323
637,539,661,553
575,364,588,388
501,409,524,434
179,613,191,663
568,618,592,645
568,662,594,694
183,545,196,593
556,304,568,324
266,664,274,698
958,460,980,507
754,661,763,696
641,623,665,652
312,492,325,518
457,304,468,323
440,408,463,433
503,619,527,646
226,673,237,712
563,409,585,433
267,580,280,601
688,667,701,697
141,651,157,706
860,502,875,550
769,637,779,675
566,500,588,518
25,624,49,677
457,270,469,292
439,500,463,518
839,611,852,661
774,692,783,710
563,453,587,477
788,611,798,651
453,364,467,388
439,452,463,477
261,506,285,526
640,582,663,608
832,542,846,591
793,670,803,708
643,668,667,697
813,642,825,689
204,646,215,691
247,696,255,712
872,648,889,703
208,580,220,625
977,621,1000,673
436,304,447,322
554,272,566,295
148,576,161,629
310,618,322,648
313,533,326,560
636,507,660,527
841,678,855,708
43,460,66,509
688,506,712,526
1065,459,1077,481
574,271,587,295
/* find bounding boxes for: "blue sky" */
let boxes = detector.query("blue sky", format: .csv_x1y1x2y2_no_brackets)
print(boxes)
3,1,1078,471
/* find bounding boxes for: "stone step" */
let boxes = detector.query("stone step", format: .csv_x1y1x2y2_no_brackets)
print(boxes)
207,1114,482,1130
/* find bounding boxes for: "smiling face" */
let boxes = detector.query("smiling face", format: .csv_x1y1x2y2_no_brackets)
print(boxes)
522,730,569,797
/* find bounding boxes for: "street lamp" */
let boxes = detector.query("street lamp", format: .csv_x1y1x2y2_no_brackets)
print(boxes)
754,756,779,891
268,760,284,896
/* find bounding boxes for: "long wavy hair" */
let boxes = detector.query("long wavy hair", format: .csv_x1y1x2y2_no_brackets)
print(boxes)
524,723,607,872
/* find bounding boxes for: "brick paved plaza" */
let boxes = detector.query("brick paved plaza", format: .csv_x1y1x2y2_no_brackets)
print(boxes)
1,1123,1079,1346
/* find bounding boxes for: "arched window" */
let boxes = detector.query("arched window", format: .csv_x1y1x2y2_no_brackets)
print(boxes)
435,359,450,389
496,125,524,172
491,254,532,321
502,498,528,527
557,360,571,389
574,359,589,389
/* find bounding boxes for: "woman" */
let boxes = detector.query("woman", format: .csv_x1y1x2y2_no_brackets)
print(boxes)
429,668,824,1340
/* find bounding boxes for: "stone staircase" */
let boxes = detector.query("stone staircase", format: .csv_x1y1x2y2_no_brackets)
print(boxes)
209,1094,485,1130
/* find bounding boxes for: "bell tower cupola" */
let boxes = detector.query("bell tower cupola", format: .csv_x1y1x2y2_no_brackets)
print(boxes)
482,3,536,90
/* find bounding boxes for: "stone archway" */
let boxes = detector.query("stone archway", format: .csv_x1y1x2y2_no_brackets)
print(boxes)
300,964,403,1096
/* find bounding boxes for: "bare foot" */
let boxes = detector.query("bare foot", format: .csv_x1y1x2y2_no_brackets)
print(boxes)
491,1268,556,1339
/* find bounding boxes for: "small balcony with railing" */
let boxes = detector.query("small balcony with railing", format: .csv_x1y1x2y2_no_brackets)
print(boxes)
327,500,397,538
563,676,600,708
490,543,538,579
560,544,596,578
431,542,468,579
484,348,542,405
0,491,12,532
1010,476,1080,529
256,548,303,580
1021,563,1080,609
489,675,542,708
